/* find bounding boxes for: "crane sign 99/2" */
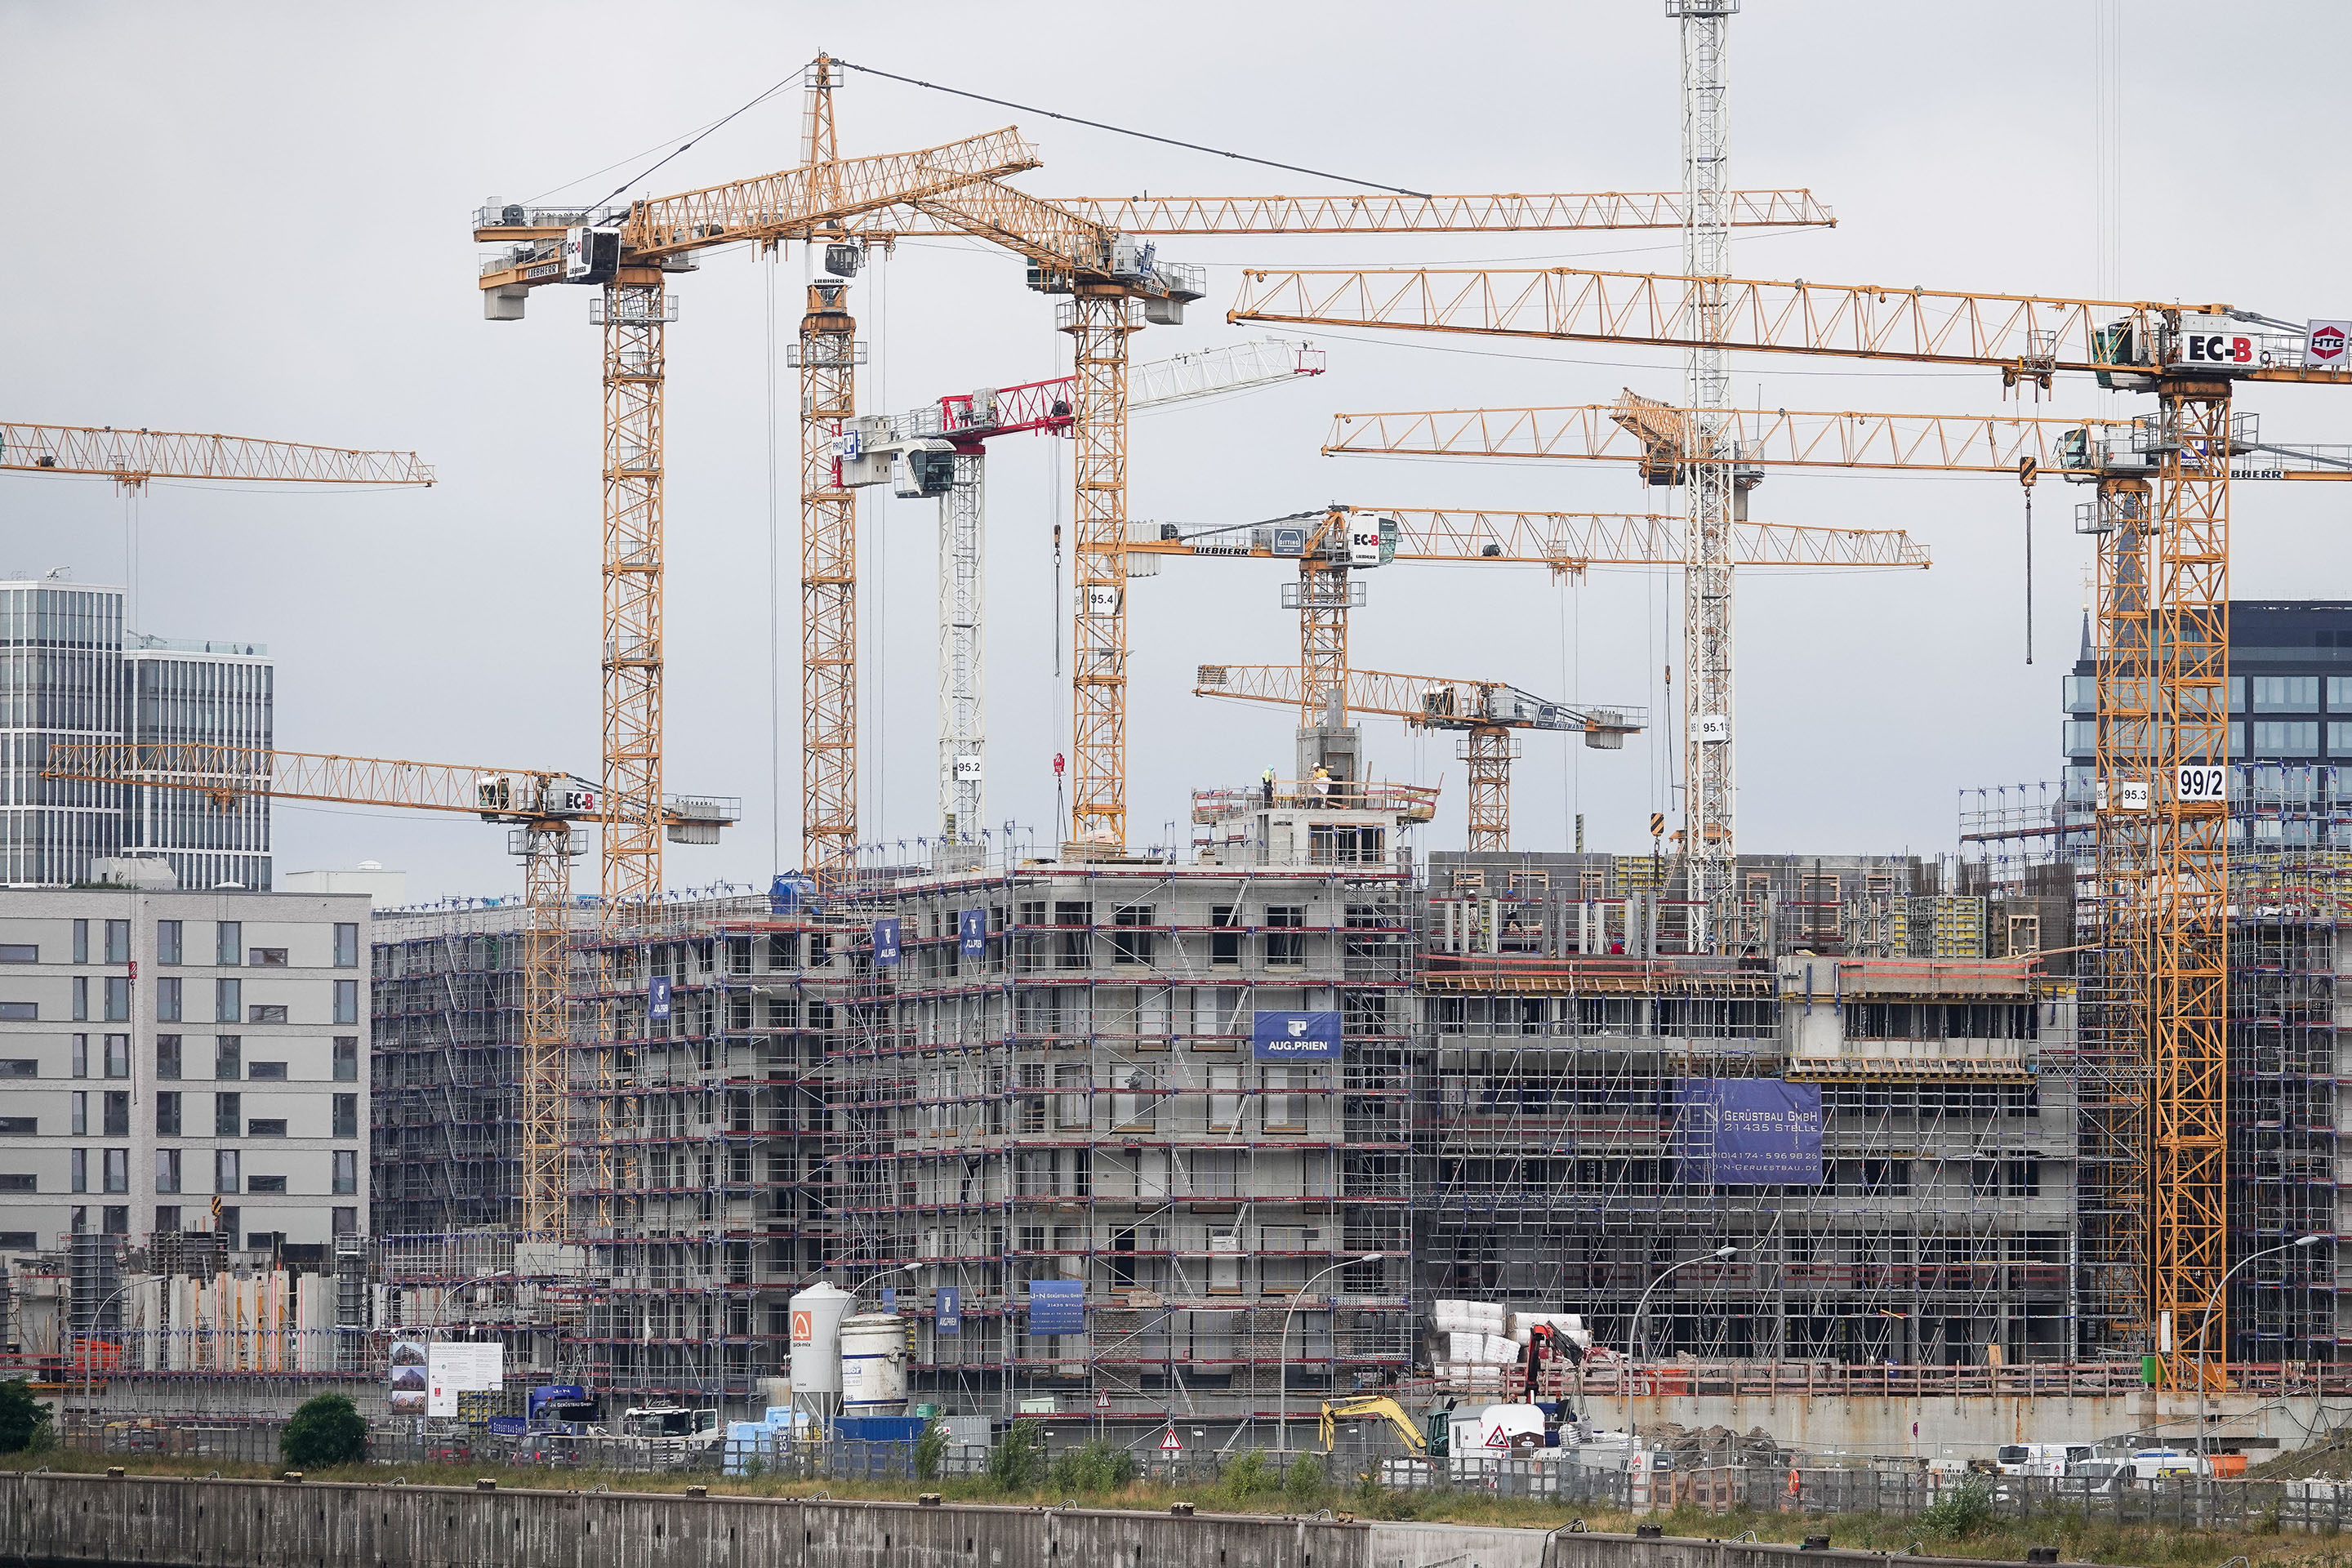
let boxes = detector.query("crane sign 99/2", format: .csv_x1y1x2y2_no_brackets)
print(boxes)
2178,765,2228,804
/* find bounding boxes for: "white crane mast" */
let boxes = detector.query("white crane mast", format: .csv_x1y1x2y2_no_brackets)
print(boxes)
858,339,1324,866
1674,0,1738,948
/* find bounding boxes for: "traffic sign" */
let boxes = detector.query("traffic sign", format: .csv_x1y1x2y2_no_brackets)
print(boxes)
1160,1430,1181,1453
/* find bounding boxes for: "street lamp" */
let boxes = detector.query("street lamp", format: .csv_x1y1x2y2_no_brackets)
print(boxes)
849,1260,923,1311
2193,1234,2322,1462
1626,1245,1737,1459
1278,1253,1388,1452
75,1277,139,1454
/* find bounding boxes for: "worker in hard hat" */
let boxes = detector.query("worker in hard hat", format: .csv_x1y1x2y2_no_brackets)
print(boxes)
1261,766,1276,808
1312,764,1331,806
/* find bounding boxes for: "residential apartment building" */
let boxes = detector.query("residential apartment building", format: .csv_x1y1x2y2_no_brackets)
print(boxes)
0,889,369,1260
0,580,274,891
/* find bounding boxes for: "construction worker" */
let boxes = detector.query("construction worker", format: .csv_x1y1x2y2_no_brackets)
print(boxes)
1312,764,1331,806
1261,766,1275,808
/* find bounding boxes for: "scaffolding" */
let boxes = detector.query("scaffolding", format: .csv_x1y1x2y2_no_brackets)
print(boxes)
1414,849,2078,1368
826,854,1418,1425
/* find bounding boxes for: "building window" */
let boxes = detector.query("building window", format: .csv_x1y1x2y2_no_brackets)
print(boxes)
1264,905,1307,966
214,1036,240,1079
333,980,359,1025
102,1148,127,1193
1209,906,1241,965
155,1093,180,1138
2061,719,2096,759
332,1036,358,1082
0,1003,33,1023
334,924,359,968
332,1150,357,1195
2252,721,2320,756
104,1035,127,1079
216,1205,238,1240
70,1035,86,1077
72,920,87,964
70,1148,86,1193
0,946,34,964
2062,675,2096,715
213,1150,239,1195
155,1036,180,1080
247,1061,286,1080
104,920,129,965
101,1205,127,1236
215,923,241,967
247,947,287,968
2330,722,2352,757
332,1207,356,1236
0,1117,33,1136
214,1092,241,1137
247,1118,287,1138
247,1004,287,1025
2253,675,2320,712
1263,1065,1303,1131
156,920,180,966
332,1094,358,1138
0,1176,33,1194
1111,906,1156,965
214,978,241,1022
247,1174,287,1194
157,976,181,1022
70,1092,86,1136
71,977,86,1021
102,1091,127,1138
153,1205,180,1233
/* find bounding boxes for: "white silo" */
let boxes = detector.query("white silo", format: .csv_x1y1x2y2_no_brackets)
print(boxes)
840,1311,908,1417
788,1282,854,1423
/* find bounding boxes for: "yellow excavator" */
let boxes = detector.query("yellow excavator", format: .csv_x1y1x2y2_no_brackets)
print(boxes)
1319,1395,1430,1456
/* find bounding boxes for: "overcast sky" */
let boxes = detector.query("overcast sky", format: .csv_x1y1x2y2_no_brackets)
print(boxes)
6,1,2350,902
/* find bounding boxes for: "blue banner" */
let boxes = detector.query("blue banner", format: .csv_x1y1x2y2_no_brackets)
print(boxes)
487,1415,528,1437
959,907,988,958
647,975,671,1022
936,1285,961,1337
1675,1079,1824,1185
873,917,901,967
1027,1279,1085,1335
1252,1009,1343,1062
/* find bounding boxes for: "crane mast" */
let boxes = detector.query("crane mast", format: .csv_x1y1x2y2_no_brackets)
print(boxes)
1676,0,1738,948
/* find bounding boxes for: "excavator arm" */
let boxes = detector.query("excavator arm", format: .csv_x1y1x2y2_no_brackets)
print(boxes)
1321,1396,1428,1456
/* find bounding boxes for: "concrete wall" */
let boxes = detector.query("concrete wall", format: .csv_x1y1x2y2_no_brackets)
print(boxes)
0,1474,2109,1568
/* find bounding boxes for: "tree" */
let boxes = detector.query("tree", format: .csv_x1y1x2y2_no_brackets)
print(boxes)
280,1392,368,1468
0,1379,50,1454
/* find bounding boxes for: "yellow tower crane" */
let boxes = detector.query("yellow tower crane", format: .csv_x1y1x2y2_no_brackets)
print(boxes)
477,55,1838,872
1231,252,2352,1382
1193,663,1644,853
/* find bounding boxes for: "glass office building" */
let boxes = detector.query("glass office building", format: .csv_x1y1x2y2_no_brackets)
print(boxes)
0,581,271,889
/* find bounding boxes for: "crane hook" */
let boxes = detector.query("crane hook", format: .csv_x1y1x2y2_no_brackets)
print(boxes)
2020,457,2038,665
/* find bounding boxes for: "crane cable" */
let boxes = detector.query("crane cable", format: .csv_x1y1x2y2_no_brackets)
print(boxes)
831,59,1432,200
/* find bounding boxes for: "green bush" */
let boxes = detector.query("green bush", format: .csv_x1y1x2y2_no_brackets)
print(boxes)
280,1393,368,1468
1918,1477,1995,1540
915,1414,949,1481
0,1379,50,1454
1221,1447,1273,1501
987,1419,1047,1492
1281,1451,1326,1505
1049,1439,1137,1494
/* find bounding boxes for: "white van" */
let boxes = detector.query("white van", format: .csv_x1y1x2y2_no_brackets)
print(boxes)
2125,1449,2207,1481
1995,1442,2095,1477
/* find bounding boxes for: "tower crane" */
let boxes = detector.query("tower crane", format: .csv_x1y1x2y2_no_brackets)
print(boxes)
38,743,735,1238
479,56,1839,875
0,424,434,488
1232,257,2352,1382
840,339,1324,865
1193,663,1644,853
1131,505,1926,792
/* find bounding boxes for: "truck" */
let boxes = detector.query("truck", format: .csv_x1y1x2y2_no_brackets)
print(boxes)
617,1405,723,1468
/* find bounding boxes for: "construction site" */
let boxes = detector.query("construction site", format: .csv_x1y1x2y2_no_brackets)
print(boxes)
11,0,2352,1496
